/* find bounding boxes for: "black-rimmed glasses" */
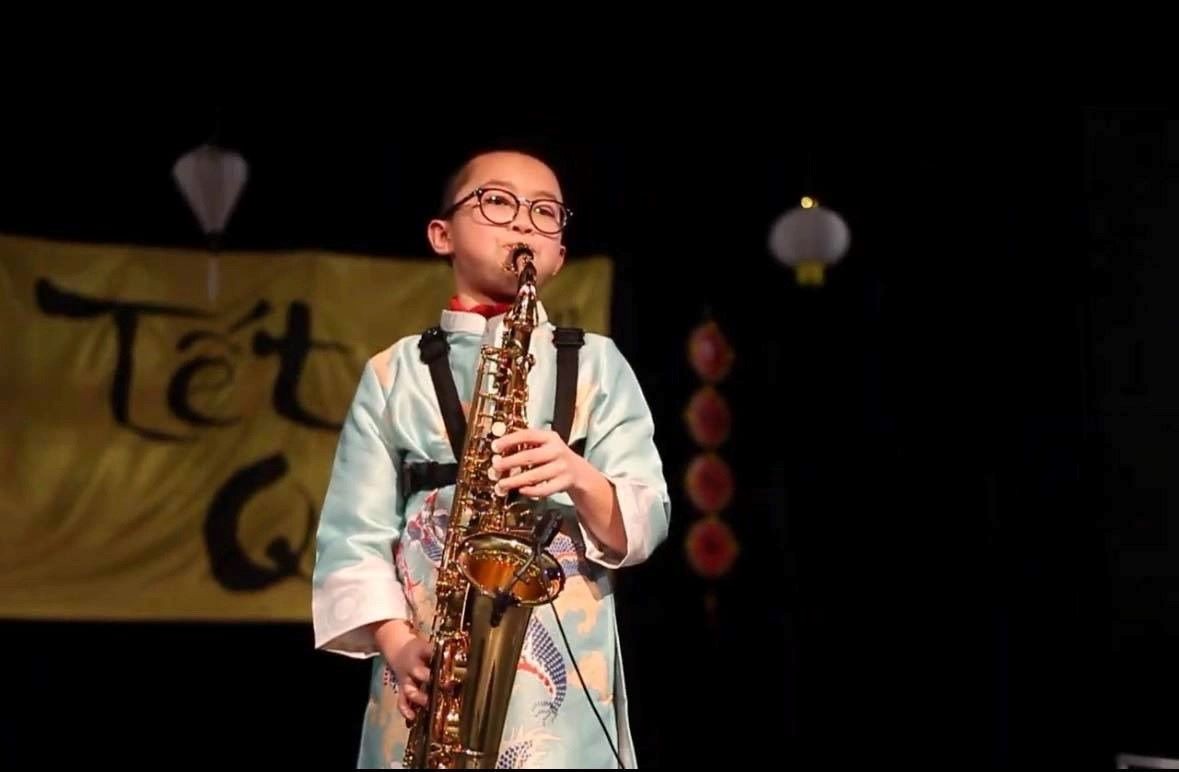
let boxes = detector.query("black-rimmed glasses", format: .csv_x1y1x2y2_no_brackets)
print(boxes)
443,187,572,235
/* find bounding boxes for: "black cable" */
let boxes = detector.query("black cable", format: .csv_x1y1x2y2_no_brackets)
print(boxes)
547,599,626,769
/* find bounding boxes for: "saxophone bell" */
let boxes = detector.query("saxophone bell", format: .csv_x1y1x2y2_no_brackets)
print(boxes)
489,508,563,628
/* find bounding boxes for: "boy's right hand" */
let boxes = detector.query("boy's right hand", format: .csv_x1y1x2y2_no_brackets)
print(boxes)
373,619,435,721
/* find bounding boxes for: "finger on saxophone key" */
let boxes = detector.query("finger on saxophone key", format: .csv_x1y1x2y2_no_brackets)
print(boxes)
405,682,430,707
398,686,417,719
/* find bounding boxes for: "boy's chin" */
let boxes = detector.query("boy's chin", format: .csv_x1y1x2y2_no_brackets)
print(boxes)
481,272,521,302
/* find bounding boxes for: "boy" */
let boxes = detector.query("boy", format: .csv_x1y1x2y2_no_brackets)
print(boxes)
312,149,670,768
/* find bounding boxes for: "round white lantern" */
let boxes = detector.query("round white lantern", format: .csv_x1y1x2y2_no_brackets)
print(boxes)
767,197,851,286
173,142,249,302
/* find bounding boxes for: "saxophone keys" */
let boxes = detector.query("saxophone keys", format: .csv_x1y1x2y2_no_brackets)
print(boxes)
491,420,507,437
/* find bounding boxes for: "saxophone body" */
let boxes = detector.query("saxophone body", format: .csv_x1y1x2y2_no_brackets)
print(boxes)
403,244,567,769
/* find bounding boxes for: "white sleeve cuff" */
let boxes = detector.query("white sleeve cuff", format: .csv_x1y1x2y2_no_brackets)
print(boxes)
312,556,410,658
579,476,671,570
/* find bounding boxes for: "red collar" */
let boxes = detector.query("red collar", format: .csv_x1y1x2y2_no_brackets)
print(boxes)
448,295,513,319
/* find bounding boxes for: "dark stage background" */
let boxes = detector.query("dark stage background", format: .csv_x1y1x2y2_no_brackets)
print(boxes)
1,104,1176,769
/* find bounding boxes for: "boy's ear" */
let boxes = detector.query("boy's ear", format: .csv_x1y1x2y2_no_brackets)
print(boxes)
553,245,566,277
426,218,453,257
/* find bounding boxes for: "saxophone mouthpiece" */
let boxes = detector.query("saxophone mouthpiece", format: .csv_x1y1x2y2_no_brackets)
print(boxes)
505,243,534,274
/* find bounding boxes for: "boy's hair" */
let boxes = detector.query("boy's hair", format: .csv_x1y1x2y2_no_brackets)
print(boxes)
436,143,564,217
438,160,476,217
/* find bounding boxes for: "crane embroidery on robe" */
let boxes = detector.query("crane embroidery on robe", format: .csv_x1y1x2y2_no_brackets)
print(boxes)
517,617,567,724
547,533,583,579
495,727,560,769
404,491,448,566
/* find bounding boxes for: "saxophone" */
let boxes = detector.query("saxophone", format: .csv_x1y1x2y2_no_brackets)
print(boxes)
403,243,567,769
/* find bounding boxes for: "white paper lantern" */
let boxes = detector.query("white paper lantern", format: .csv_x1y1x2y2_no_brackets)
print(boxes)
767,197,851,286
172,143,248,301
173,143,248,237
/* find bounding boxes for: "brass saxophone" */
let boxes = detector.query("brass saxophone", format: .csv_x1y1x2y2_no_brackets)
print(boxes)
403,243,567,769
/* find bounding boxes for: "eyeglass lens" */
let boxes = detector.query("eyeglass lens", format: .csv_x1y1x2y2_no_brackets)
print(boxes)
477,188,568,234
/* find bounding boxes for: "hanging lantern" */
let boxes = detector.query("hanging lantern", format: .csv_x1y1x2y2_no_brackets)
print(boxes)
684,385,731,448
685,515,739,579
684,452,734,513
172,142,249,302
687,320,735,383
768,196,851,287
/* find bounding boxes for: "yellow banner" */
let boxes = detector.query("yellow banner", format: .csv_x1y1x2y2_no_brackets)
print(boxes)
0,233,612,621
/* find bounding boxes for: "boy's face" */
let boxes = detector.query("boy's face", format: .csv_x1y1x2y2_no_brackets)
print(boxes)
428,151,568,304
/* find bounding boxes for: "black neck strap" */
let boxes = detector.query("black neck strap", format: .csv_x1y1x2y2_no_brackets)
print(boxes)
552,326,585,446
417,326,466,461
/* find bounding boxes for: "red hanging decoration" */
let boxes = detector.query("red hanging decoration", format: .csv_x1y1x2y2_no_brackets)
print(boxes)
685,515,739,579
684,453,734,513
684,385,732,448
687,320,735,383
682,315,738,613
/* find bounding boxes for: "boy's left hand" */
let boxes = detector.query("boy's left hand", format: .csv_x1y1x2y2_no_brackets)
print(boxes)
490,429,589,499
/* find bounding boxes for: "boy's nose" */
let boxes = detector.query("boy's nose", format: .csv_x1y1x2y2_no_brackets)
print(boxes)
510,207,533,233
